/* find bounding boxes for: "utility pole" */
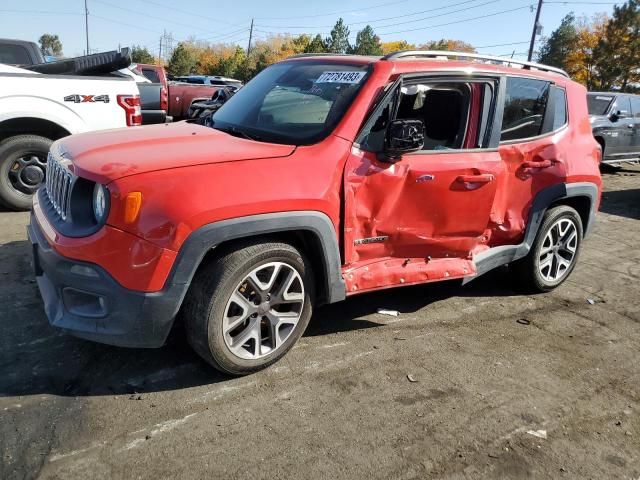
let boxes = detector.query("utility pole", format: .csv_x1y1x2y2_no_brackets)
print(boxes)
527,0,543,61
247,19,254,56
84,0,90,55
159,35,163,65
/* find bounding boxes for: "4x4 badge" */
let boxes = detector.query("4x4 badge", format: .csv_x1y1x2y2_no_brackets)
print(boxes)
64,94,110,103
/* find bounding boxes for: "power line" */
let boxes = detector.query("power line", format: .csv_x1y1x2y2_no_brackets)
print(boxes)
257,4,536,38
257,0,503,29
373,4,536,36
133,0,246,28
92,0,226,35
255,0,409,20
0,8,82,15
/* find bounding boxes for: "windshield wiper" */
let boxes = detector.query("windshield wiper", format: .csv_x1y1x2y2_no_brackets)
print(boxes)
213,125,261,141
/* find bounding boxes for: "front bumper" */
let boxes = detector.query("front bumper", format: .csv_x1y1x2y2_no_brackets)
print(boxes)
28,214,186,348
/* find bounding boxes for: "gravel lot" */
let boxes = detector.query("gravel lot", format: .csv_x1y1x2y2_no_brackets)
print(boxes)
1,167,639,480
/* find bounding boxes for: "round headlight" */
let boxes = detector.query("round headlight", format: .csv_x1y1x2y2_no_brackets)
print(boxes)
92,183,109,223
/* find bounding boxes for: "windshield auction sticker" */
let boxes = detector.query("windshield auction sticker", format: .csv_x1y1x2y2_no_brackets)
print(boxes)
316,71,366,84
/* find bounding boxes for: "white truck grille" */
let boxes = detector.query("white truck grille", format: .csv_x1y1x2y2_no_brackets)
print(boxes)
45,152,75,221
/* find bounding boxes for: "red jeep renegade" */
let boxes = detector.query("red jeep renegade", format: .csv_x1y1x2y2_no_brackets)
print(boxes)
29,51,602,375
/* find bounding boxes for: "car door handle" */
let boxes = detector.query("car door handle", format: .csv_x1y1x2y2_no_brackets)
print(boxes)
522,160,553,169
456,174,494,184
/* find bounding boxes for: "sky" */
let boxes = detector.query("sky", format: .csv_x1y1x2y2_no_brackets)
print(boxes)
0,0,622,60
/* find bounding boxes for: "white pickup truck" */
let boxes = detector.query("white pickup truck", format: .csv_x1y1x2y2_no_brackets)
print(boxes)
0,63,141,210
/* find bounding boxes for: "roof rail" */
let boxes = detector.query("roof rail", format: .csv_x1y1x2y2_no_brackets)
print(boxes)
382,50,569,78
288,53,355,59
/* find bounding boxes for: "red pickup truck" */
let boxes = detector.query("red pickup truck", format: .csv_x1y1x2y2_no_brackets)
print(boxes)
133,64,219,120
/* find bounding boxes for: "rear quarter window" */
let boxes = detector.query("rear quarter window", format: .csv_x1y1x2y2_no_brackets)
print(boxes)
552,87,568,130
142,68,160,83
500,77,550,142
0,44,31,65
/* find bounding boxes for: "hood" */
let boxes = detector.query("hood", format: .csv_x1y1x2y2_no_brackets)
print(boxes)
61,122,296,183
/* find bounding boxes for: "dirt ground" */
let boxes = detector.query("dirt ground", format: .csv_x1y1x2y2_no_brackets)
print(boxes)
1,167,639,480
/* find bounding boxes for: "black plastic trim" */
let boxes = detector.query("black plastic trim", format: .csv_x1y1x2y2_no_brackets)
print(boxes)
465,182,599,283
167,211,346,305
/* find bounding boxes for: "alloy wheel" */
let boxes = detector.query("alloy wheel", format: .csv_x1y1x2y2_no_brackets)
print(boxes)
538,218,579,282
222,262,305,360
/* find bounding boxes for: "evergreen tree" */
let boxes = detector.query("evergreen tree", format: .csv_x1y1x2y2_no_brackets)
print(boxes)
537,13,578,71
38,34,63,57
305,34,327,53
131,45,155,64
167,42,197,76
350,25,382,55
325,18,351,54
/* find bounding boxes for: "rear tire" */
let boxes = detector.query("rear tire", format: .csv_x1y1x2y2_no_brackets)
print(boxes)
0,135,52,211
182,240,314,375
512,205,583,292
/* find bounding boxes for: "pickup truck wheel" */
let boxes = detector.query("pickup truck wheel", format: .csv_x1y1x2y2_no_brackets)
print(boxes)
183,240,314,375
512,205,583,292
0,135,52,211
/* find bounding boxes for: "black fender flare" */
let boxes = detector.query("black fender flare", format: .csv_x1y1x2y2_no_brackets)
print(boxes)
469,182,599,281
166,211,346,304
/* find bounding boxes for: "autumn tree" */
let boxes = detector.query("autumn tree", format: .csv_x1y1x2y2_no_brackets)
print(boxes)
326,18,351,53
537,13,578,71
350,25,382,55
167,42,198,75
593,0,640,91
38,33,62,57
131,45,155,64
381,40,415,55
305,34,327,53
418,39,476,52
565,14,609,89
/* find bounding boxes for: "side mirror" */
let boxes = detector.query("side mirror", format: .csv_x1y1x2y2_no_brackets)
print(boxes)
610,109,629,122
383,119,425,160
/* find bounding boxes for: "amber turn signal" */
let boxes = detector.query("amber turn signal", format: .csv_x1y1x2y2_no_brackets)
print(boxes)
124,192,143,223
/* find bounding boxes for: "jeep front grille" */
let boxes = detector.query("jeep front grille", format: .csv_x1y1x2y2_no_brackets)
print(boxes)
45,153,75,221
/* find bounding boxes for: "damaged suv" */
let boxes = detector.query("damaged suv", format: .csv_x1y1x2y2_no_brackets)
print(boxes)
29,52,602,375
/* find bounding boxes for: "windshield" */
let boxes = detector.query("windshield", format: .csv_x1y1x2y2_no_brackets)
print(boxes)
587,94,615,115
211,62,370,145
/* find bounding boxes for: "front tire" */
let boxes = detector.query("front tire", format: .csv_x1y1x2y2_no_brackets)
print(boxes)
183,240,314,375
512,205,583,292
0,135,52,211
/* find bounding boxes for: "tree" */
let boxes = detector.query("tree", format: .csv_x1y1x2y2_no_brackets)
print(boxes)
325,18,350,53
167,42,197,75
593,0,640,91
381,40,415,55
305,34,327,53
565,14,609,89
131,45,155,64
418,39,476,52
38,34,62,57
537,13,579,71
350,25,382,55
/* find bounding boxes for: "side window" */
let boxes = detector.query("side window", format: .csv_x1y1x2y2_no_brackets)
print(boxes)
356,83,400,152
142,69,160,83
396,82,471,150
500,77,550,142
612,96,632,116
552,87,568,130
629,96,640,118
357,79,496,152
0,45,31,65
